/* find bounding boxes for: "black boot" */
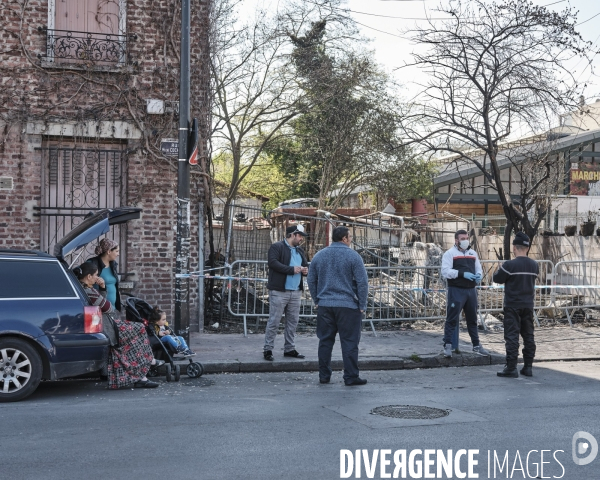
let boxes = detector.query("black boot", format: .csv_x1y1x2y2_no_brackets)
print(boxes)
497,365,518,378
520,363,533,377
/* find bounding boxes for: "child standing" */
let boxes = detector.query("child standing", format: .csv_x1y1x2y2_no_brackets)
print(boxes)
149,307,195,356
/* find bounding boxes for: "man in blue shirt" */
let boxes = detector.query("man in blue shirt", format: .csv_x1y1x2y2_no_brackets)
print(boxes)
263,224,309,361
307,226,369,386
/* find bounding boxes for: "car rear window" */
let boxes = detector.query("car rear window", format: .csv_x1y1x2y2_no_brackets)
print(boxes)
0,260,77,298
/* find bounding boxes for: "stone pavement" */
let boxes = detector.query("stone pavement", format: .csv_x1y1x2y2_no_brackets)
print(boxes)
186,324,600,374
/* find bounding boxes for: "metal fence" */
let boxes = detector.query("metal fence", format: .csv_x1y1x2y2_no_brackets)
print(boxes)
553,260,600,325
453,211,600,237
365,265,446,326
204,203,600,331
211,204,419,269
477,260,555,326
226,260,315,334
552,213,600,236
225,260,447,335
215,258,599,335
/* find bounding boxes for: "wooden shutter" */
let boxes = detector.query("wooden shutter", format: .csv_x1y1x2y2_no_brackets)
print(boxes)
55,0,119,34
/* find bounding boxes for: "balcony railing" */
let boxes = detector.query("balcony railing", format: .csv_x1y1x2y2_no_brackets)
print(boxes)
39,28,130,66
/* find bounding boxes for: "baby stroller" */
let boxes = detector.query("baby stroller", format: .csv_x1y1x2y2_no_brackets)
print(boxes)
125,297,204,380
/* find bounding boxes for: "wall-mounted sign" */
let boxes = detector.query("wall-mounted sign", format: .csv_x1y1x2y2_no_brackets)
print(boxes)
570,163,600,196
160,138,178,157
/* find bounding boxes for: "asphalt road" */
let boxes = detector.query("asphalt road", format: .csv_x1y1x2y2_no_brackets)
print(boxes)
3,361,600,480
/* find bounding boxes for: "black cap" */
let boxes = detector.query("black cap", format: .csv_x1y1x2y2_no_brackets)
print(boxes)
513,231,530,246
286,224,308,237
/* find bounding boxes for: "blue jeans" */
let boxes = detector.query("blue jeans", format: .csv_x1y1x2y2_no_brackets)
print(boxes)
160,335,189,352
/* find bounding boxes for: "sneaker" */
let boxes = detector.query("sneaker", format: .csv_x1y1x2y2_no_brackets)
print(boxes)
345,378,367,386
443,343,452,358
183,349,196,356
497,366,518,378
319,377,330,384
263,350,274,361
473,345,490,355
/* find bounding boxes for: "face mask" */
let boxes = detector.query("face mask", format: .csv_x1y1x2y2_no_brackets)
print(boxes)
459,240,470,250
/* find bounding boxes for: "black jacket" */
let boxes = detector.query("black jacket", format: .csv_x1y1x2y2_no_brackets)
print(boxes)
492,256,539,309
87,255,122,311
266,240,309,292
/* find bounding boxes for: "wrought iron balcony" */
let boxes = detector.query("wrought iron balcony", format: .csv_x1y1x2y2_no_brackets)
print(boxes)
39,28,131,66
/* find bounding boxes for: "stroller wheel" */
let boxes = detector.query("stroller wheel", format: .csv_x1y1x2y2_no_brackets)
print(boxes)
174,364,181,382
165,364,173,382
147,366,159,378
186,362,203,378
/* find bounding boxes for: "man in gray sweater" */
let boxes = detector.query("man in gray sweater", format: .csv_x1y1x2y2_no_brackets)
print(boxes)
307,226,369,386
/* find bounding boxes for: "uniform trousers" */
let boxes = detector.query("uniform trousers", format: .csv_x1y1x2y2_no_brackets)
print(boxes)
503,307,536,368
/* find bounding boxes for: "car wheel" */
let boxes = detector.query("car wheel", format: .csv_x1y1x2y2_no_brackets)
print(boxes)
0,338,43,403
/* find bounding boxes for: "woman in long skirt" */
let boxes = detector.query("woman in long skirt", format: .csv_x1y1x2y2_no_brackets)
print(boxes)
73,262,161,389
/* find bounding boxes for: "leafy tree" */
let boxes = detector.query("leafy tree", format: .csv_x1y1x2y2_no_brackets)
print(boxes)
212,151,293,210
269,19,429,210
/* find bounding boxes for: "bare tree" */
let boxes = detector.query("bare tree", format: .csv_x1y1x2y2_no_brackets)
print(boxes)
209,0,314,248
209,0,365,254
401,0,594,258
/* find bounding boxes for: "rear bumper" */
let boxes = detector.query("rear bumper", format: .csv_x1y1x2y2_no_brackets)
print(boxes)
50,358,107,380
47,334,109,379
53,337,109,347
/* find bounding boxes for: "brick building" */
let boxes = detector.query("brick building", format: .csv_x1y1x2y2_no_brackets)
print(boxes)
0,0,211,330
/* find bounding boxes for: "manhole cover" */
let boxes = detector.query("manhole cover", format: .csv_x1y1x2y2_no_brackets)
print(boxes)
370,405,450,419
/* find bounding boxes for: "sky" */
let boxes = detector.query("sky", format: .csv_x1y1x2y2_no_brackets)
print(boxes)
344,0,600,102
238,0,600,103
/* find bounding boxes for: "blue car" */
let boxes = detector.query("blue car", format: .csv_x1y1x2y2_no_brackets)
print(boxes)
0,208,141,402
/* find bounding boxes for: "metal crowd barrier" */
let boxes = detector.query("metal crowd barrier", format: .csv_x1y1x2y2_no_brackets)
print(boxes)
552,260,600,326
227,260,448,336
227,260,317,336
364,265,446,328
477,260,555,327
225,259,599,336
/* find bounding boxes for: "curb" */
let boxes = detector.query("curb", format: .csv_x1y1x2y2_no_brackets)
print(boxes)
173,354,600,375
190,352,509,374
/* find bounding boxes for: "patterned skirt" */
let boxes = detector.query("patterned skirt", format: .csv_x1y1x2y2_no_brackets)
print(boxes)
107,319,154,389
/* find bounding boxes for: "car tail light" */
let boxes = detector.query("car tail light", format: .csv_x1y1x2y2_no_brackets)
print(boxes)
84,306,103,334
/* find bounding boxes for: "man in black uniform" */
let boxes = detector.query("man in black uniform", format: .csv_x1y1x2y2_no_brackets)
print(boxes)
492,232,538,378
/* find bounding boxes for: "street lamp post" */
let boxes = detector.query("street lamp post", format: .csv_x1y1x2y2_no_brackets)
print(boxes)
175,0,191,340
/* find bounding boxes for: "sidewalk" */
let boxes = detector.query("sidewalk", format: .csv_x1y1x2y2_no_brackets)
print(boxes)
186,325,600,374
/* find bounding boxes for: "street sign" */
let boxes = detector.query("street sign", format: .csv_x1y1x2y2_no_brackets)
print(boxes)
188,118,198,165
161,138,178,156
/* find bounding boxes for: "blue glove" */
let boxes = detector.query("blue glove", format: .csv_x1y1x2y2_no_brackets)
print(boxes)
474,273,482,285
463,272,476,281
